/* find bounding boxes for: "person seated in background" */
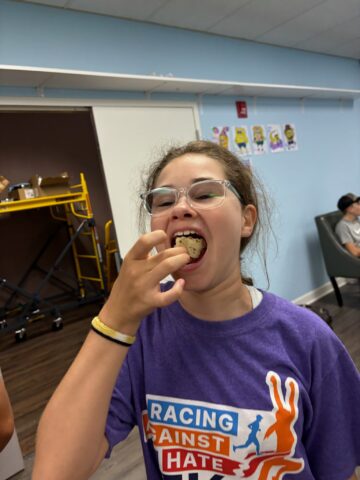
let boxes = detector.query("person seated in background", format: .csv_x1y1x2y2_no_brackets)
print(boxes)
0,376,15,452
335,193,360,258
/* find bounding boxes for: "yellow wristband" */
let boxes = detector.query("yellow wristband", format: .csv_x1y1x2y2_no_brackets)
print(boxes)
91,316,136,347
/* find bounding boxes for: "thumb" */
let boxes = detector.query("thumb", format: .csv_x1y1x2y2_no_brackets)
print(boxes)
158,278,185,307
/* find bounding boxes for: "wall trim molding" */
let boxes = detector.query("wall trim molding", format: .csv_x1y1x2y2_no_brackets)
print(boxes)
292,279,347,305
0,97,199,108
1,64,360,99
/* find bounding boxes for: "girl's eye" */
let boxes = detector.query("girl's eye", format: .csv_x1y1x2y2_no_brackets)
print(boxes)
191,182,223,201
158,200,175,207
194,193,217,200
153,196,175,208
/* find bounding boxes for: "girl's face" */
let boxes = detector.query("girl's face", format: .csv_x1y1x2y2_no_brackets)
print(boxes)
150,153,256,292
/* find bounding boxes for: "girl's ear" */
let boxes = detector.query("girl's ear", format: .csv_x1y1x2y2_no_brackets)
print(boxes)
241,204,257,238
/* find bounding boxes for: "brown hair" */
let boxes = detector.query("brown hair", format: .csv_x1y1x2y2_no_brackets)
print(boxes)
139,140,274,286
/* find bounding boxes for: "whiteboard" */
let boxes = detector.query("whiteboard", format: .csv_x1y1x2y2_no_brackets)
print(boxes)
92,105,199,257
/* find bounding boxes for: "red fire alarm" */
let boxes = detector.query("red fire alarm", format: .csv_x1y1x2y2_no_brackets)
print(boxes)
236,101,248,118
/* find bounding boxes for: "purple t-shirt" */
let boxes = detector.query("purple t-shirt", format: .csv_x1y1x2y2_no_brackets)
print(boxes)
105,286,360,479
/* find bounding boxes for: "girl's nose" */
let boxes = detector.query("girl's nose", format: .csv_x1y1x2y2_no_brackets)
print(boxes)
171,195,197,219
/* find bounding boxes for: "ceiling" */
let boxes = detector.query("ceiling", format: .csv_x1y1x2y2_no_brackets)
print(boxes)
14,0,360,60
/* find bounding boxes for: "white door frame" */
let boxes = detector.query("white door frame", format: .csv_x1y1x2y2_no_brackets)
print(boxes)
0,97,201,136
0,97,202,148
0,96,202,255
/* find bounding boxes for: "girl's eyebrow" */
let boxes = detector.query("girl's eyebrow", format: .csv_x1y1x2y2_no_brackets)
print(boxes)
192,177,214,183
157,177,215,188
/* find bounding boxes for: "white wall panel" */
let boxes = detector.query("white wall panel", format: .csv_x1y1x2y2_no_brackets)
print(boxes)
92,104,199,256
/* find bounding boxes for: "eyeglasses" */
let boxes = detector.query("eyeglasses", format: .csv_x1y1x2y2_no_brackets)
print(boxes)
141,179,243,216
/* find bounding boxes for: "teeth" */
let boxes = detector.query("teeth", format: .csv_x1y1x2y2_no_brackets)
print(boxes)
173,230,198,237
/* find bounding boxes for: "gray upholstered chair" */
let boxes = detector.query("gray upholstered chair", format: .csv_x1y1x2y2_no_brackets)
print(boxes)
315,211,360,306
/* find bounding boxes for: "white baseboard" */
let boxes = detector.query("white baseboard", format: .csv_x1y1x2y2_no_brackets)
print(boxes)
292,278,348,305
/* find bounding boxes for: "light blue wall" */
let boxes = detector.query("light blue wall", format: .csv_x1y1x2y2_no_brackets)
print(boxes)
201,96,360,297
1,0,360,89
1,0,360,300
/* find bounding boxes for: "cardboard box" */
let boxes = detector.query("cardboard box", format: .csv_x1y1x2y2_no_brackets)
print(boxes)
0,176,10,194
30,172,71,197
9,187,36,201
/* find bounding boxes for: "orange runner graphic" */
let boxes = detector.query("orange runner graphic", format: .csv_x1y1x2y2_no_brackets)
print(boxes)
257,372,304,479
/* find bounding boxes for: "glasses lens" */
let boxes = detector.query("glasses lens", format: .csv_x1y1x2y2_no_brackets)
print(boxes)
145,188,177,215
189,181,225,209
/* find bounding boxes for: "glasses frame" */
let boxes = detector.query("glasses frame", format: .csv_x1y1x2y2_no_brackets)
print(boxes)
140,179,243,217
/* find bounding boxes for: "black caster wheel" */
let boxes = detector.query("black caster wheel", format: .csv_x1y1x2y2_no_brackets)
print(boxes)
15,328,27,342
0,319,8,331
52,317,63,331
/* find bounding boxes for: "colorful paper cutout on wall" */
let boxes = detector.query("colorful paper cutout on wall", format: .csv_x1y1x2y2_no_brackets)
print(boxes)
233,126,252,155
212,126,230,149
212,127,220,144
267,125,284,153
211,122,297,155
283,123,298,151
251,125,267,155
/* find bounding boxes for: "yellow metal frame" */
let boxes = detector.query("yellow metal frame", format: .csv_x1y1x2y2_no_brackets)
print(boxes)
0,173,87,214
0,173,105,294
104,220,119,291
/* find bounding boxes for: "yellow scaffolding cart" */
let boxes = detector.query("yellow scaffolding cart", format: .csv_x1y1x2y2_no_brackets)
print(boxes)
0,173,106,341
104,220,122,292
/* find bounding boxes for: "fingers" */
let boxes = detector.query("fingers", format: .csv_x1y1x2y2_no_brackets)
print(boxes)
127,230,167,260
151,252,190,282
147,246,188,268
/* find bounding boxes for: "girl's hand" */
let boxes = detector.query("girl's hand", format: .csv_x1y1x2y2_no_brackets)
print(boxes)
99,230,190,334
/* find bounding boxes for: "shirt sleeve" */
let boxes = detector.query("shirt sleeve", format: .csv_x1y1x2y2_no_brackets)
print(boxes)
105,356,137,458
335,221,355,245
303,345,360,479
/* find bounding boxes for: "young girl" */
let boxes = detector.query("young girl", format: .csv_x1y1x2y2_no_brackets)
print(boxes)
33,141,360,480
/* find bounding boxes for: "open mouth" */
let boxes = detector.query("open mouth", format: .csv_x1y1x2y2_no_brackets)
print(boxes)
171,230,207,264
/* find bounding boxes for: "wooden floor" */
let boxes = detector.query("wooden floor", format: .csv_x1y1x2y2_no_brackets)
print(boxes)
313,281,360,371
0,302,103,456
1,282,359,479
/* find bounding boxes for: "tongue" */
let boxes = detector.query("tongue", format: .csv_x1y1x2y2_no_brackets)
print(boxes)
175,236,207,260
